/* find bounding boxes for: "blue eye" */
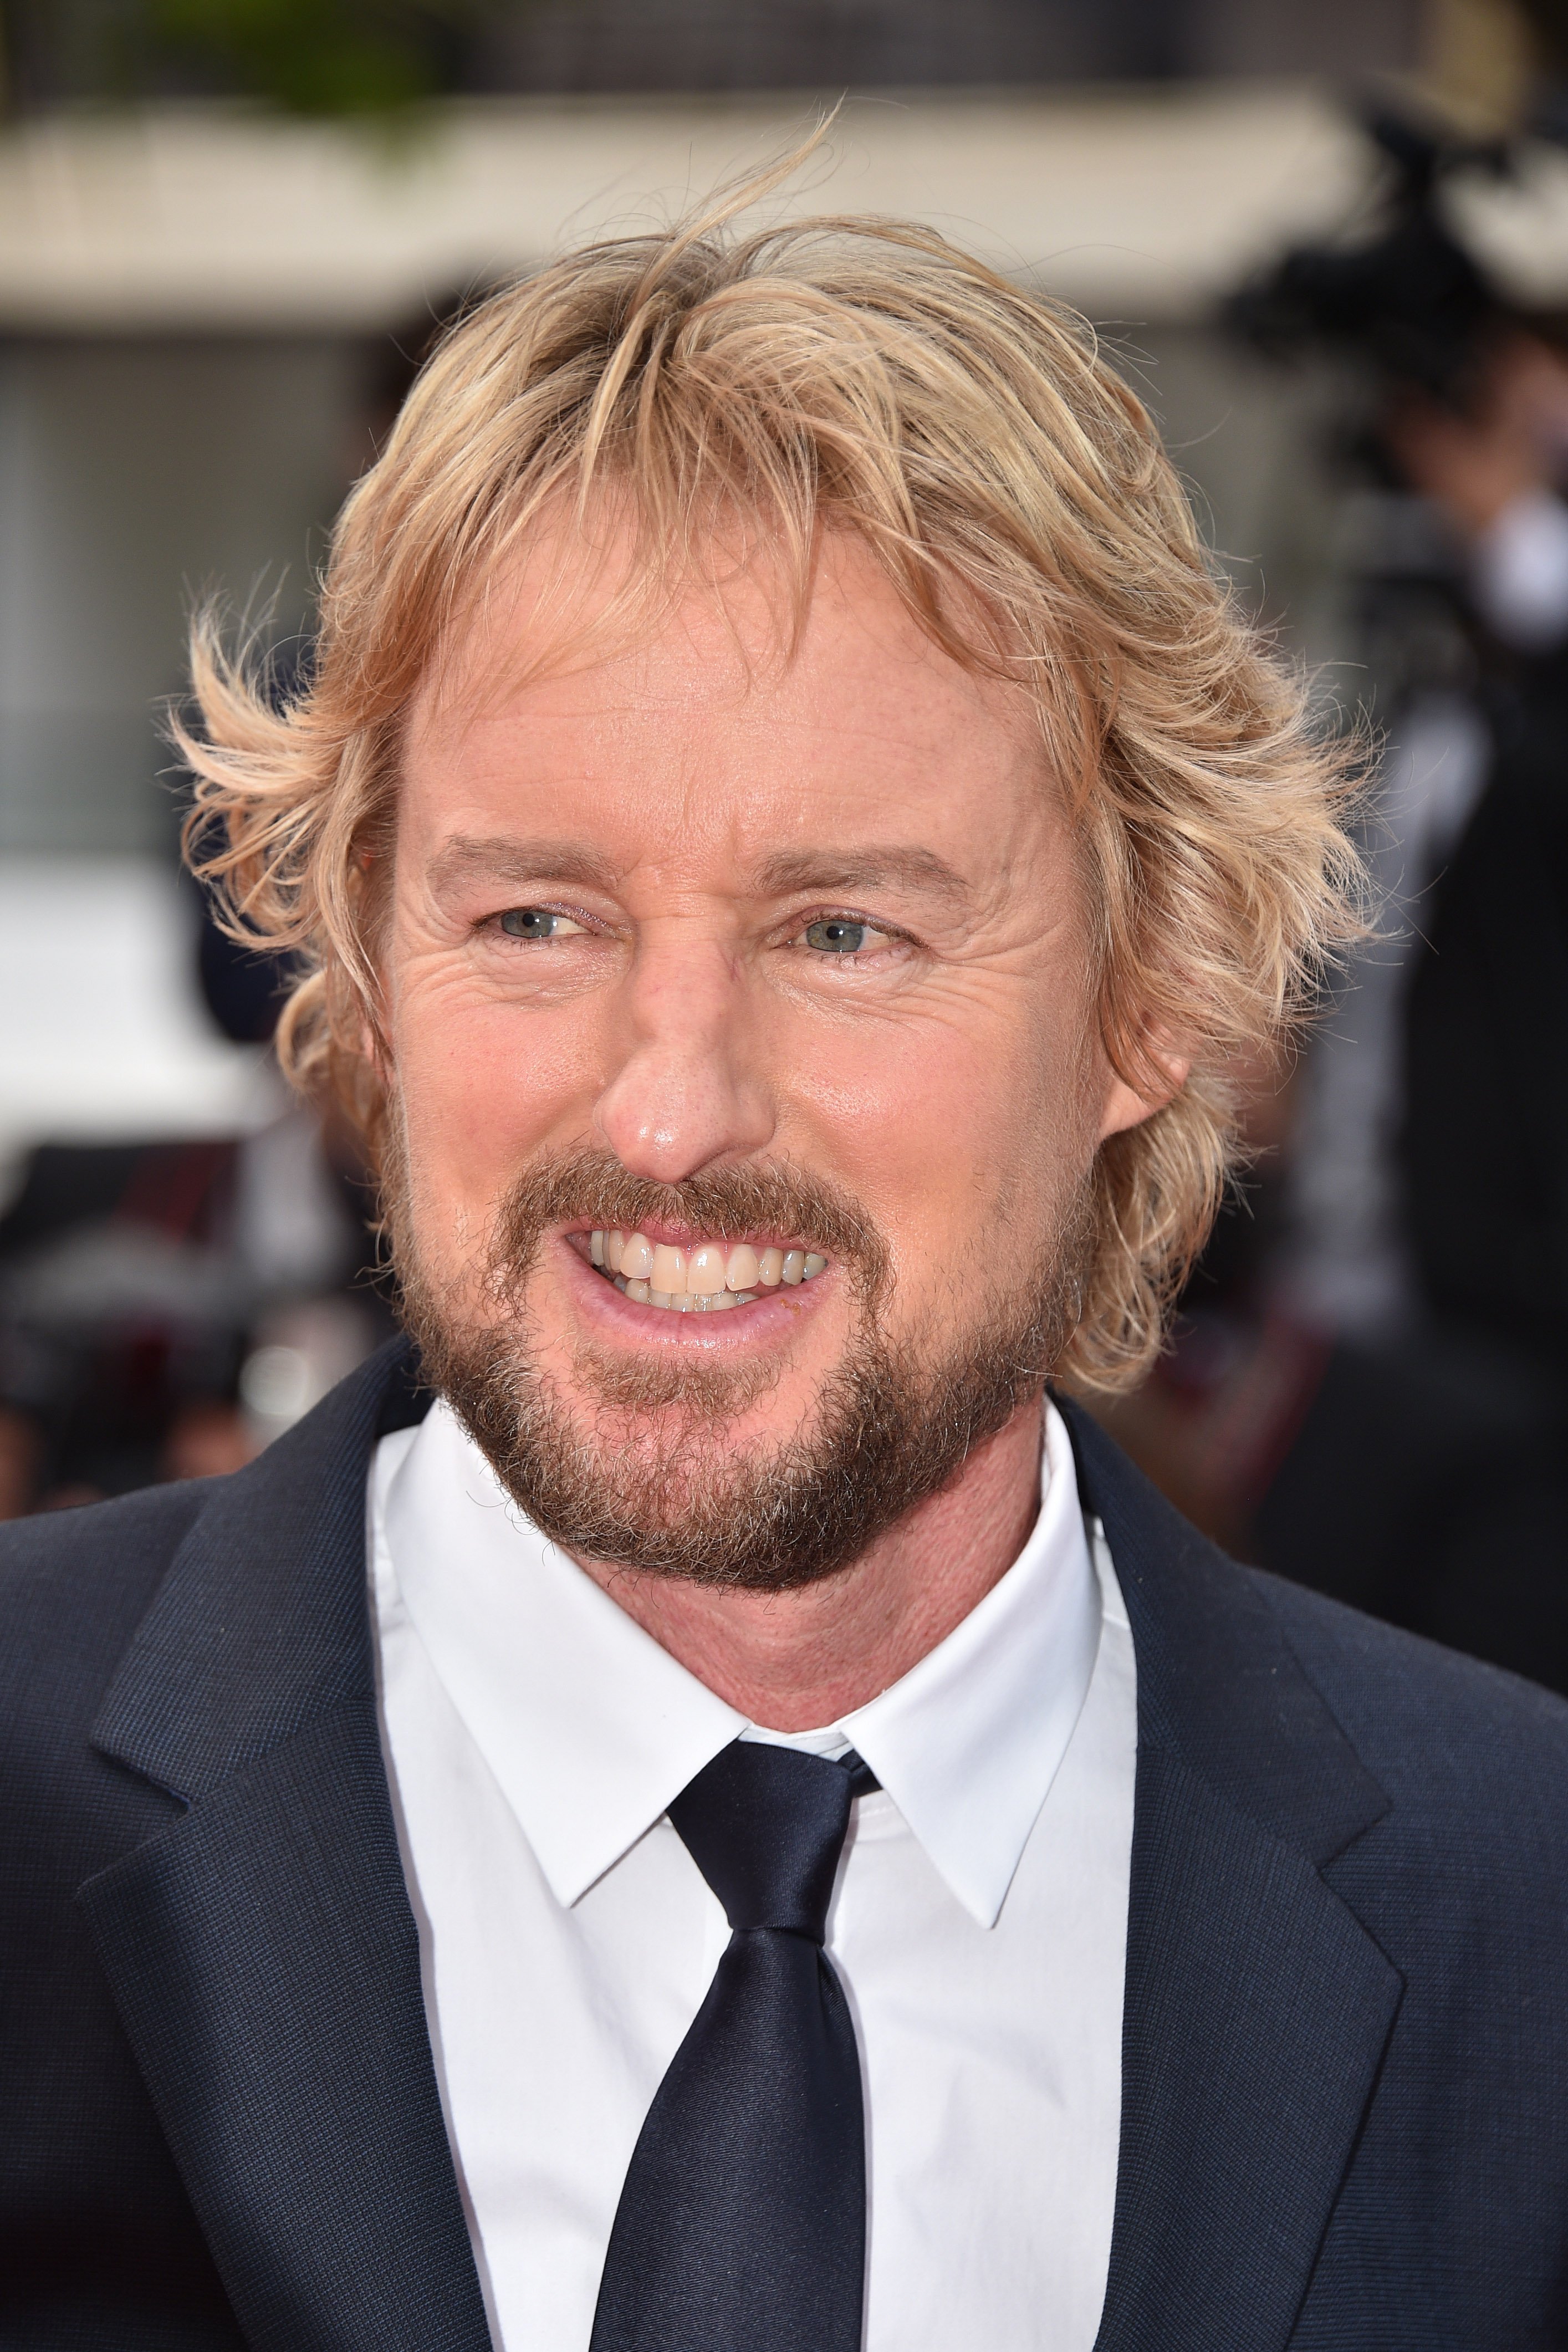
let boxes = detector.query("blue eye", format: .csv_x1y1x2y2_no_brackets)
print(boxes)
500,907,579,940
804,919,869,954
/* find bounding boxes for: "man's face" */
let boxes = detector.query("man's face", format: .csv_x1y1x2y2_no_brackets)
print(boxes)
384,532,1152,1584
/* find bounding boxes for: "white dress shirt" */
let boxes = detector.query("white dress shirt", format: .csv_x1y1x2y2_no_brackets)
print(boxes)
369,1396,1136,2350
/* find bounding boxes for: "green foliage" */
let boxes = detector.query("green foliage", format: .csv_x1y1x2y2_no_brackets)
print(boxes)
0,0,509,118
147,0,487,114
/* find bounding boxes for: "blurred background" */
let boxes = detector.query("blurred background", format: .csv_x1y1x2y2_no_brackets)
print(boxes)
2,0,1566,1683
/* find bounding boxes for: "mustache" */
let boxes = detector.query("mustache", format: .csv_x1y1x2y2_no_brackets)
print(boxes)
482,1145,891,1302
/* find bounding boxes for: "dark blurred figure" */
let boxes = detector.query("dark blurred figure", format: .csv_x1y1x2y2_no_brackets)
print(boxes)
1217,110,1568,1687
0,1135,258,1506
1391,336,1568,1361
0,1094,381,1513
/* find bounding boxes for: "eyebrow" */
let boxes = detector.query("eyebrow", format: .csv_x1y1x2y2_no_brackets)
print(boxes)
428,835,622,897
752,846,974,908
426,834,976,910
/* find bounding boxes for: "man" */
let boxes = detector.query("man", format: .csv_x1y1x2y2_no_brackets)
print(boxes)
4,172,1568,2352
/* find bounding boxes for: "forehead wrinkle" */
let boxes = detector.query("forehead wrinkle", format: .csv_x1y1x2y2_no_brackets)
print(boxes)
752,845,975,909
427,834,623,896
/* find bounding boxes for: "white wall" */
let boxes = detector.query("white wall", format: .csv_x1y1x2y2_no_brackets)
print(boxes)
0,857,283,1186
0,335,357,853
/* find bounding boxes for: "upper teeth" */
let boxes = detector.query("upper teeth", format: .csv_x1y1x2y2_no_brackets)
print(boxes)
588,1228,826,1311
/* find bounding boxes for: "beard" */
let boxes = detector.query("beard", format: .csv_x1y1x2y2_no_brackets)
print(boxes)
391,1140,1089,1594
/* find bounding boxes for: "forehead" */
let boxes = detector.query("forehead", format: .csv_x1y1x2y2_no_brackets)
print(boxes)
402,526,1054,874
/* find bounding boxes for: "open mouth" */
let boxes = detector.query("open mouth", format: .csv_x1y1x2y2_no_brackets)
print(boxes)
584,1228,829,1314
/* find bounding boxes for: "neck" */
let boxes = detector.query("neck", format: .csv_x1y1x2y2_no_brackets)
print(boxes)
574,1394,1047,1728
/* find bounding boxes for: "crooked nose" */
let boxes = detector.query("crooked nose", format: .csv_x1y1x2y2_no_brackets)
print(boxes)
593,945,774,1185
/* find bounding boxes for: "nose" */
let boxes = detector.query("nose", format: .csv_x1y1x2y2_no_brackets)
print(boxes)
594,931,776,1184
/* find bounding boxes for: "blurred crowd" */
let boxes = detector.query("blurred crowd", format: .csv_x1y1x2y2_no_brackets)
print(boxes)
0,935,392,1516
1104,120,1568,1687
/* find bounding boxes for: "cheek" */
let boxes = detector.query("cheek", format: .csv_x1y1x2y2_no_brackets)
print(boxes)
387,961,600,1196
779,987,1092,1272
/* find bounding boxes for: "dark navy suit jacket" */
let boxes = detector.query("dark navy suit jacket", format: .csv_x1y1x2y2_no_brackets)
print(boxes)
3,1337,1567,2349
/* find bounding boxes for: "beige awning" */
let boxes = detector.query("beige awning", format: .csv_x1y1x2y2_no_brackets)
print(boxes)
0,83,1396,331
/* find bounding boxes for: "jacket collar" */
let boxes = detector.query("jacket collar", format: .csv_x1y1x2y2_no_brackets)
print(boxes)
84,1348,1400,2352
90,1339,430,1802
1058,1399,1402,2352
81,1339,489,2352
1061,1398,1390,1865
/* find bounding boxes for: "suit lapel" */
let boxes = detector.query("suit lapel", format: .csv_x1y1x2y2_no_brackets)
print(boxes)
81,1343,489,2352
1061,1404,1404,2352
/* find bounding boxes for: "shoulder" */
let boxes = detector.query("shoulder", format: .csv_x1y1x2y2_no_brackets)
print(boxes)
0,1478,217,1741
1251,1563,1568,1846
1064,1396,1568,1869
1068,1392,1568,1774
0,1474,216,1606
0,1480,232,1910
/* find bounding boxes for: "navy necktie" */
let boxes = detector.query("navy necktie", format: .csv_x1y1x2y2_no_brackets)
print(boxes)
590,1739,876,2352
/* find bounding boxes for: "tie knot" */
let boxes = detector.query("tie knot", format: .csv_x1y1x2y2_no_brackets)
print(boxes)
667,1742,865,1942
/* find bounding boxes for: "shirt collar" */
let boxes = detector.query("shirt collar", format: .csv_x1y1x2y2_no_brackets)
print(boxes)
834,1400,1100,1924
376,1396,1101,1928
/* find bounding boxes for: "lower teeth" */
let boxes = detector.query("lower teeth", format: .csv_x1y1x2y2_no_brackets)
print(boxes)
612,1274,757,1311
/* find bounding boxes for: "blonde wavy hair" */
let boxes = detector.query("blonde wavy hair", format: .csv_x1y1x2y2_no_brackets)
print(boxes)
180,150,1362,1394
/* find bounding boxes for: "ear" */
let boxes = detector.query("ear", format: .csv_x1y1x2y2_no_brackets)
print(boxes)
1096,1035,1189,1144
